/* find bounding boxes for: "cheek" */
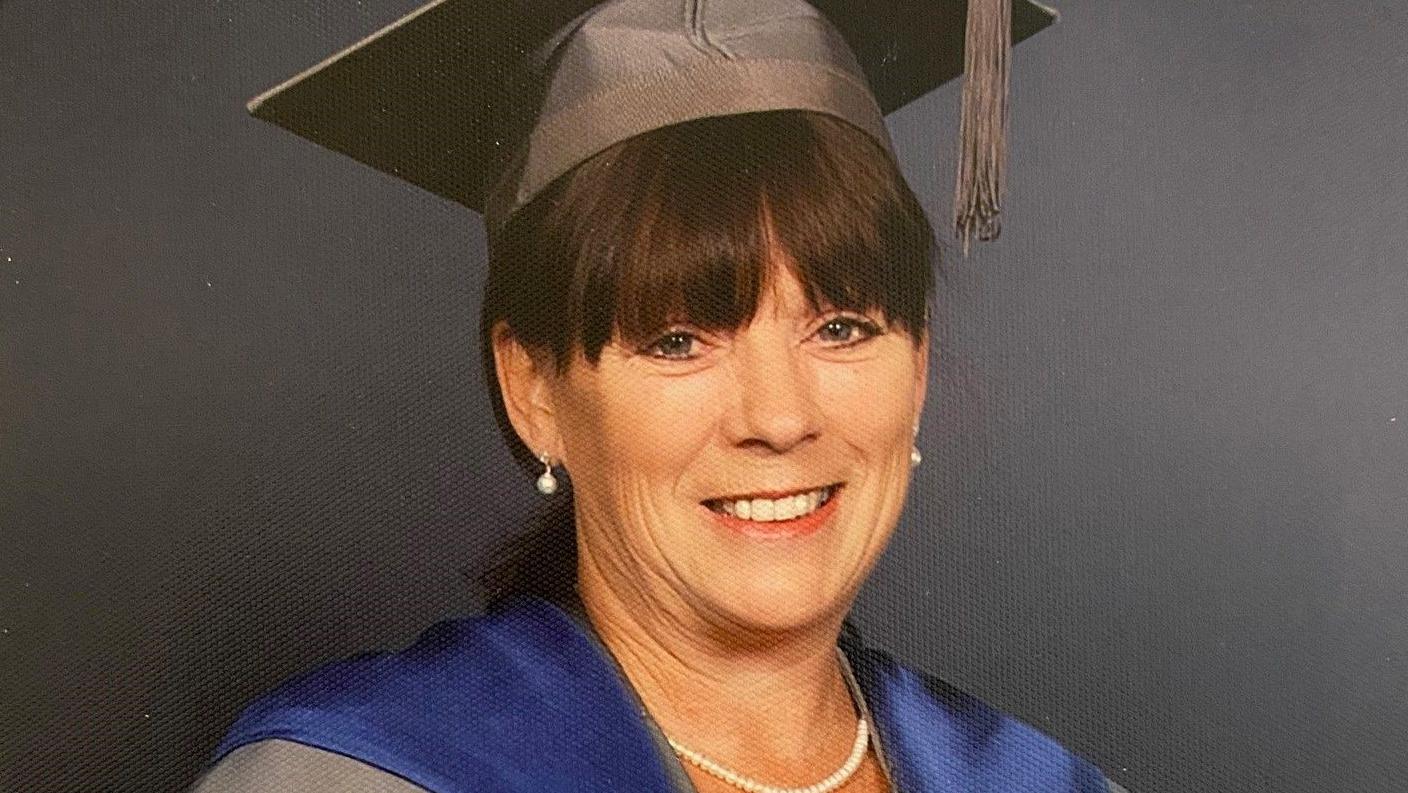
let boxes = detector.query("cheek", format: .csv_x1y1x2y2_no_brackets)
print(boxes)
817,355,919,444
579,368,718,480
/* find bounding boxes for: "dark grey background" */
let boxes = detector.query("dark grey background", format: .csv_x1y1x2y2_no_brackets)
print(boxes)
2,2,1405,791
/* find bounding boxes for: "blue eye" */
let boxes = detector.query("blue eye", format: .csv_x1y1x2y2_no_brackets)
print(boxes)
818,316,884,345
640,316,883,361
642,330,700,360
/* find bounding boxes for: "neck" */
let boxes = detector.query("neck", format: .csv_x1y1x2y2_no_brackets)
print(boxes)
574,553,861,779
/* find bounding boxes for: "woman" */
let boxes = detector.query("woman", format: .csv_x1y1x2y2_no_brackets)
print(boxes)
194,0,1129,791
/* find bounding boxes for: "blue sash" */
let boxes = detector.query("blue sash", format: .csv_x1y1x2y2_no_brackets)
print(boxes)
212,594,1108,792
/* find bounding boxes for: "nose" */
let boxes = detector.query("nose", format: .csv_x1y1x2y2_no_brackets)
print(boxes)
723,333,821,454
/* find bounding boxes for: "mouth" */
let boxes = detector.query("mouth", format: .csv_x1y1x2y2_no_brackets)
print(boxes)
700,483,844,539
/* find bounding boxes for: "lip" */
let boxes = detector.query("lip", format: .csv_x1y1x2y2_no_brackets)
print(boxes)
704,482,841,502
709,487,827,498
700,485,843,540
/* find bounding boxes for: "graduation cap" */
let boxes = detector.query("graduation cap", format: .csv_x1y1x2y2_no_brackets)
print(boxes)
247,0,1056,252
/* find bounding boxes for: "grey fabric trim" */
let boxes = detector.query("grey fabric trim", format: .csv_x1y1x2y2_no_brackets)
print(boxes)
187,739,431,793
836,646,897,790
483,57,891,235
551,591,696,792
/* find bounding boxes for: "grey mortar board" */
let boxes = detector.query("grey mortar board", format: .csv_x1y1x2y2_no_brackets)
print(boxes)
246,0,1056,244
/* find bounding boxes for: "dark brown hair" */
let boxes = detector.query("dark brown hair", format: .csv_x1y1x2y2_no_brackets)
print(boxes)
475,110,938,609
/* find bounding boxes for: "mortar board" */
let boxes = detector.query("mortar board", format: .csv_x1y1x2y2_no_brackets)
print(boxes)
247,0,1056,251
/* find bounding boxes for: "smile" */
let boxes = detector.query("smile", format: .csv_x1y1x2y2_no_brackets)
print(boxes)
700,484,845,539
702,484,839,521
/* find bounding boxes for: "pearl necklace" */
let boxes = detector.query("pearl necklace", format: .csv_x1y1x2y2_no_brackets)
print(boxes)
666,715,869,793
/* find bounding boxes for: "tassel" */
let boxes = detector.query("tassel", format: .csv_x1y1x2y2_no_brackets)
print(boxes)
952,0,1011,256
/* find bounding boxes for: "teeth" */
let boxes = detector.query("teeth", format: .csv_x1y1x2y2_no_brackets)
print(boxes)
710,486,835,522
776,496,797,521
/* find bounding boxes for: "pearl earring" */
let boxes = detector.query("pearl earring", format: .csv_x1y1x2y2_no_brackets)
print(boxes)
910,420,922,468
535,452,559,495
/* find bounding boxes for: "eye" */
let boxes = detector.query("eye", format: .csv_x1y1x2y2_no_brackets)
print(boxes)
640,329,704,360
816,315,885,346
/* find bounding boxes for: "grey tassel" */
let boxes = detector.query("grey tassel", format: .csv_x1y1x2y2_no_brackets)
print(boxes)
952,0,1011,256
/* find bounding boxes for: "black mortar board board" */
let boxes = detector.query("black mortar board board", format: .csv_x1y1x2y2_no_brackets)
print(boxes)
247,0,1057,245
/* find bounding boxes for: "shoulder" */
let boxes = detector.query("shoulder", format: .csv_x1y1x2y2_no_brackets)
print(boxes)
189,739,430,793
214,597,581,743
199,596,681,793
204,598,583,788
841,639,1129,793
210,617,492,754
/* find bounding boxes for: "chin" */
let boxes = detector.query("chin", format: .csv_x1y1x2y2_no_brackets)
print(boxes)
698,572,848,635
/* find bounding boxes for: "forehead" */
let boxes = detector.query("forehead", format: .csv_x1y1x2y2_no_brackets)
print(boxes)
755,251,823,317
657,244,838,328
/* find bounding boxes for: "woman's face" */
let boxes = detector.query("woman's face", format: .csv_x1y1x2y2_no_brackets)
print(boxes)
520,239,928,636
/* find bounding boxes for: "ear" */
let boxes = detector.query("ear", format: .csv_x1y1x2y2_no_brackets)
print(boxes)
490,321,564,463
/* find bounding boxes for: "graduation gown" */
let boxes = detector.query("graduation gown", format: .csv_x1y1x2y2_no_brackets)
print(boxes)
191,593,1129,793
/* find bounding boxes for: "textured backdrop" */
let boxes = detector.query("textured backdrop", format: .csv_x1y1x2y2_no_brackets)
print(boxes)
2,1,1406,791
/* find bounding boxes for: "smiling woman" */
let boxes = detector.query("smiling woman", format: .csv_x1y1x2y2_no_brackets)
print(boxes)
477,110,934,618
191,1,1132,792
489,119,931,657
